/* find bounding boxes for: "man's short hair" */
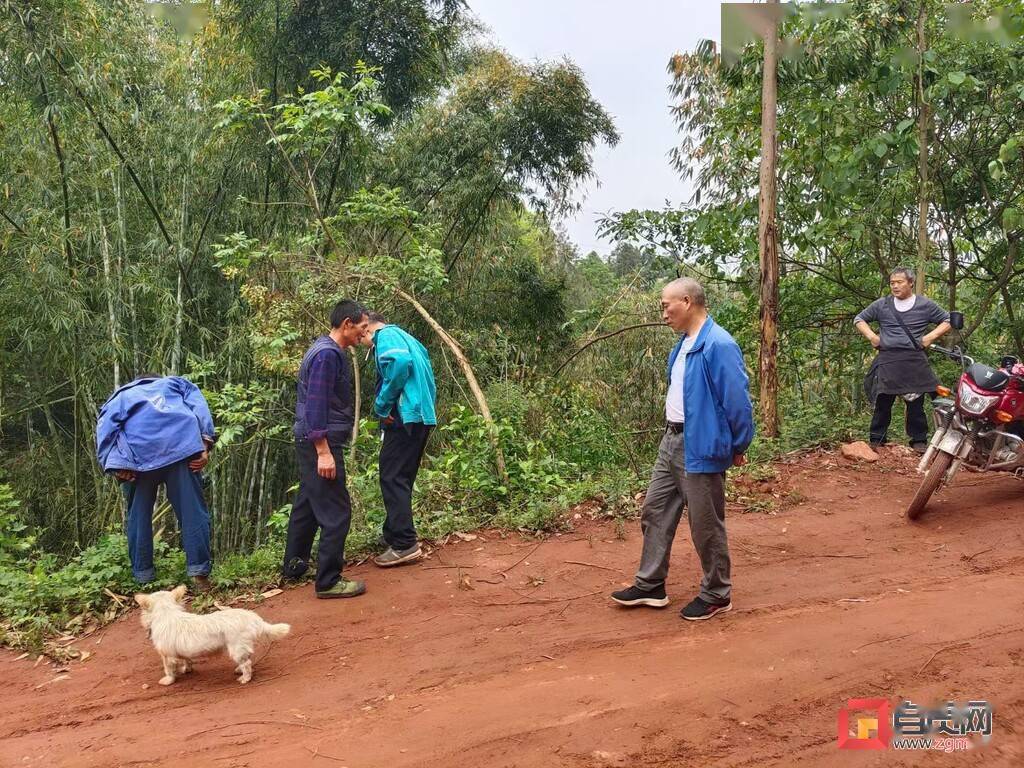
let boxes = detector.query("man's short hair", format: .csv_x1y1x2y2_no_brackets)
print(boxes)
890,266,916,284
366,311,387,324
330,300,367,328
665,277,707,307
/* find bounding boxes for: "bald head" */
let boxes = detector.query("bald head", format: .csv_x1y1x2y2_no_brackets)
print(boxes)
663,277,706,307
661,277,708,335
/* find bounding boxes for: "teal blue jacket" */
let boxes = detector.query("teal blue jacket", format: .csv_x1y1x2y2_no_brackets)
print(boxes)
373,325,437,425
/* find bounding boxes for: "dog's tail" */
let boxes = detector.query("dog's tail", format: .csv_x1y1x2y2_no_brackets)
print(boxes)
263,622,291,640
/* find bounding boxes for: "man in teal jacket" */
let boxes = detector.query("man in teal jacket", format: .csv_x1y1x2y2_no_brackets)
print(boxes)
360,312,437,567
612,278,755,621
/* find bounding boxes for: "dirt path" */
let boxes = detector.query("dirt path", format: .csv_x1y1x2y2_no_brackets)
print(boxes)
3,449,1024,767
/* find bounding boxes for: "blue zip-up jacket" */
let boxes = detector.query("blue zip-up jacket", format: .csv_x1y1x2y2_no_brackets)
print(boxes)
96,376,215,473
667,317,755,473
373,325,437,425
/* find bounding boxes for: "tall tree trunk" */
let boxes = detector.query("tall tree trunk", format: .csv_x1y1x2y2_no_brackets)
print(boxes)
1003,286,1024,359
113,170,140,374
97,190,121,389
41,70,82,545
916,1,931,295
171,169,189,374
757,0,781,438
947,224,957,311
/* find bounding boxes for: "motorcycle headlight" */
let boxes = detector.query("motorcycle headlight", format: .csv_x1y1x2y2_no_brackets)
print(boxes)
958,381,999,415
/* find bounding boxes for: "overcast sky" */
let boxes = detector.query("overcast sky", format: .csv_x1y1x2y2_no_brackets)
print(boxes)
468,1,722,257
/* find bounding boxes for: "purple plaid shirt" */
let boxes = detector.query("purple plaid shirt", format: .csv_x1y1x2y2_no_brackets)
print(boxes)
304,349,340,442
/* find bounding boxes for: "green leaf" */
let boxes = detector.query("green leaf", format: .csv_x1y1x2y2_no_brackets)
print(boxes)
873,141,888,158
1003,207,1023,232
989,160,1004,181
896,118,914,134
947,71,966,85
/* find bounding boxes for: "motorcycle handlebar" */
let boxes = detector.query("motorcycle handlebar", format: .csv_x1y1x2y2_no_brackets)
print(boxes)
929,344,974,366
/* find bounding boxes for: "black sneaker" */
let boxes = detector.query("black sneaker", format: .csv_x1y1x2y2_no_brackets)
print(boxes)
610,584,669,608
681,596,732,621
911,441,928,454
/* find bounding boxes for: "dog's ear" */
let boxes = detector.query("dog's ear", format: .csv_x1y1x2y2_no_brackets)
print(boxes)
171,585,188,601
134,593,151,608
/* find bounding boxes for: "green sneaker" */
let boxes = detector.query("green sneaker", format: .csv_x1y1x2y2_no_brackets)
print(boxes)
373,543,423,568
316,578,367,599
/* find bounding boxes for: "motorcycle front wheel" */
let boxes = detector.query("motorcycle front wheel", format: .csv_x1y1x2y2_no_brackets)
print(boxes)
905,450,954,521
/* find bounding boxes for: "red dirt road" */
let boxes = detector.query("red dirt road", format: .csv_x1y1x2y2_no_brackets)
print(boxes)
3,449,1024,767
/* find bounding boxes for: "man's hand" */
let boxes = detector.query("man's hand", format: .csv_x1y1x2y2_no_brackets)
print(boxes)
855,319,881,350
114,469,136,483
189,450,209,473
317,451,337,480
381,415,395,427
921,334,935,348
733,453,747,468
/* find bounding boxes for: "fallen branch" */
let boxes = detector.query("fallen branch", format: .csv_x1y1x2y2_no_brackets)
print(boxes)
962,547,993,562
553,322,666,378
564,560,619,572
917,642,970,676
475,589,605,607
306,744,347,763
422,565,473,570
500,543,542,575
189,720,323,739
852,633,915,653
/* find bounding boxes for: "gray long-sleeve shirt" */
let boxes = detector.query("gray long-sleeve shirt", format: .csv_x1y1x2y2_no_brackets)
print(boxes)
854,295,949,351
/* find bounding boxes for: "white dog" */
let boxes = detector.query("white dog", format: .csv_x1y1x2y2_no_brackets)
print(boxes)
135,585,290,686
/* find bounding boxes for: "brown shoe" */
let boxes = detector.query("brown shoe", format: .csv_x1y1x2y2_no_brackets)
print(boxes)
191,574,213,594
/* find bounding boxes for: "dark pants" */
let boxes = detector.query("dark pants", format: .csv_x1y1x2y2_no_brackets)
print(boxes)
870,393,928,445
635,430,731,604
379,423,431,551
282,436,352,592
122,459,211,583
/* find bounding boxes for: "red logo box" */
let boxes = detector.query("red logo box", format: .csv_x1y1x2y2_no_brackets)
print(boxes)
837,698,893,750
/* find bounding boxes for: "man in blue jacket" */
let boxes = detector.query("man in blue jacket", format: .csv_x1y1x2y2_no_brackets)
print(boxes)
359,312,437,567
612,278,755,621
282,300,369,599
96,375,216,590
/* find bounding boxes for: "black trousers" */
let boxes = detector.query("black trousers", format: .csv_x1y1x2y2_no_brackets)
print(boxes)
379,423,431,551
282,435,352,592
870,394,928,445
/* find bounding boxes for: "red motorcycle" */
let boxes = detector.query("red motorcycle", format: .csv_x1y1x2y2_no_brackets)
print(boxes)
907,313,1024,520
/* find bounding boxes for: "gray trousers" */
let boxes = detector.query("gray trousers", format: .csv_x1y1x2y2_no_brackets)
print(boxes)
635,429,731,604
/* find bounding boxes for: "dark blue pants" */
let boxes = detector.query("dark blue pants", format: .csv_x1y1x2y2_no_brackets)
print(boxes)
379,423,431,551
122,459,212,583
282,436,352,592
870,393,928,445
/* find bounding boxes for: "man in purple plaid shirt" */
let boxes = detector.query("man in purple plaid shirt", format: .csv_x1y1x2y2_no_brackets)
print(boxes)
281,300,369,599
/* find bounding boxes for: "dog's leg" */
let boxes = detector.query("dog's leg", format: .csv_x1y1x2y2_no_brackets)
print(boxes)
228,642,254,684
159,655,178,686
176,658,192,675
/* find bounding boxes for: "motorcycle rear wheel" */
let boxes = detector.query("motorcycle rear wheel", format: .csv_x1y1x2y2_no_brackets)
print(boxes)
905,450,953,521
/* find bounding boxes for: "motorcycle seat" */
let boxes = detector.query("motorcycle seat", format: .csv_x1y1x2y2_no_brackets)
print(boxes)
966,363,1009,392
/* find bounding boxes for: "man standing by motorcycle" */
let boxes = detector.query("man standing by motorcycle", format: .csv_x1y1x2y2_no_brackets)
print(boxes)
854,267,952,453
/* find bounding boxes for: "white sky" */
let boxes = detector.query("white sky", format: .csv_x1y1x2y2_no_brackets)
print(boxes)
467,0,722,256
